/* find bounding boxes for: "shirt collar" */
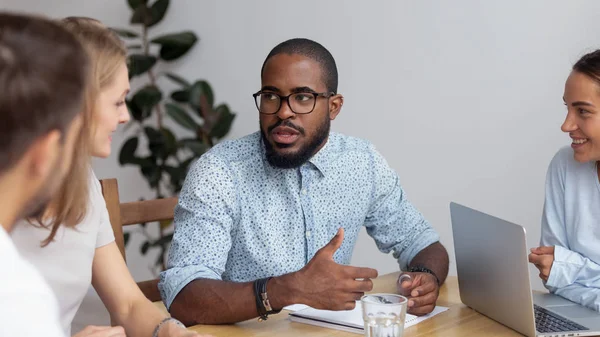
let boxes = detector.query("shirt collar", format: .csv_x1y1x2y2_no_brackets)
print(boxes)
307,136,333,177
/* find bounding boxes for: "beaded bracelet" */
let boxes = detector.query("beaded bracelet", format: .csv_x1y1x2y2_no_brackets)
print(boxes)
152,317,186,337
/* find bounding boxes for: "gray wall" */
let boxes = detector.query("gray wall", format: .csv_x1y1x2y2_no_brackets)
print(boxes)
3,0,597,330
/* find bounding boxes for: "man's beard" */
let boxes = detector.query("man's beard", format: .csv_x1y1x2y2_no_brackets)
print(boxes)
261,116,330,169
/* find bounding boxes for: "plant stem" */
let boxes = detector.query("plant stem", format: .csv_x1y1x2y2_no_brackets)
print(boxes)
142,21,164,198
142,21,164,132
148,69,163,129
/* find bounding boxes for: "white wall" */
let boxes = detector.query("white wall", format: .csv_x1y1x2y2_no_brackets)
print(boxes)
3,0,599,328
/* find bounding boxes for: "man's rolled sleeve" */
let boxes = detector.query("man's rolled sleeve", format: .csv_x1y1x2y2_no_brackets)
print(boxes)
159,264,222,310
158,152,237,310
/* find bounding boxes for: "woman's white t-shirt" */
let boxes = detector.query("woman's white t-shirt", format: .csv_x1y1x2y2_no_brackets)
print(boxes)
11,170,115,335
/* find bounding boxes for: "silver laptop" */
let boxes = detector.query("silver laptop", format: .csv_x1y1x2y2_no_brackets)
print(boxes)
450,202,600,337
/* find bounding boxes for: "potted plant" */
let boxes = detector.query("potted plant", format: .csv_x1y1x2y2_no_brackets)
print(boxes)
113,0,235,274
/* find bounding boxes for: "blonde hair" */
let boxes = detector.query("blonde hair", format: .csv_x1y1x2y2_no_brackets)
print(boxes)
36,16,127,245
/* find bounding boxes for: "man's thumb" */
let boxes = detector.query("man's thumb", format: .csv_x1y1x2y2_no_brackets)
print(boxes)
324,228,344,255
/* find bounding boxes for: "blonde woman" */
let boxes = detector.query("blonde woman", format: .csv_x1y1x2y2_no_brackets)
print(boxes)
11,17,211,337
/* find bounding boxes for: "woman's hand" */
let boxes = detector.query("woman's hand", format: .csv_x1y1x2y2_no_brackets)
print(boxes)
529,246,555,282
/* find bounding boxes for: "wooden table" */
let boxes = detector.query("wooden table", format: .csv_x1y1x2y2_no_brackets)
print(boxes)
157,273,524,336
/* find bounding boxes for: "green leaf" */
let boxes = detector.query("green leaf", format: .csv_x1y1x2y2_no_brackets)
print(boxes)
127,0,147,10
155,233,173,246
164,165,182,188
179,138,209,156
144,127,163,142
150,31,197,46
150,31,197,61
126,99,150,121
160,127,177,155
111,28,139,39
119,137,139,165
210,104,236,139
128,54,157,77
123,232,131,246
132,85,162,107
155,247,165,267
165,103,198,131
144,126,167,159
144,126,177,160
148,0,170,27
163,72,190,87
189,80,214,112
170,89,189,102
141,241,150,255
139,157,161,188
130,5,150,25
169,157,195,193
132,85,162,117
136,156,155,168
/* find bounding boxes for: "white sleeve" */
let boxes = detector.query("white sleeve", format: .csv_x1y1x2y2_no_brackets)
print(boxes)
0,290,65,336
552,282,600,312
90,171,115,248
550,246,600,287
0,256,65,337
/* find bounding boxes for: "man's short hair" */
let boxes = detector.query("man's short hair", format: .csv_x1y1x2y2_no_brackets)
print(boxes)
0,12,89,173
261,38,338,94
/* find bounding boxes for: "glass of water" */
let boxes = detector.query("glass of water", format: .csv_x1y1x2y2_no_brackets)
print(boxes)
361,293,408,337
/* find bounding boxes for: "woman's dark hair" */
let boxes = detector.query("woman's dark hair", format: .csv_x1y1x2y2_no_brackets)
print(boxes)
573,49,600,85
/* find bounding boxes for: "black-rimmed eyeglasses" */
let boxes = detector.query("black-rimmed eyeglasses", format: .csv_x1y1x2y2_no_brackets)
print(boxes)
252,91,334,115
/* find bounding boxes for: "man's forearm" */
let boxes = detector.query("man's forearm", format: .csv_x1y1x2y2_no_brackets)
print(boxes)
408,242,449,285
169,274,298,325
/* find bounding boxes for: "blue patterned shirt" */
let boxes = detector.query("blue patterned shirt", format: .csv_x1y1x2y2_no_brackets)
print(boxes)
159,132,439,309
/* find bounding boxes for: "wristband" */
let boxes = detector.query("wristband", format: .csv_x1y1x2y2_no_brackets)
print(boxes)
408,265,441,286
152,317,185,337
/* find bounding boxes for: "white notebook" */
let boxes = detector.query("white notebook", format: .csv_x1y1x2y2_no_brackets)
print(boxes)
287,302,448,334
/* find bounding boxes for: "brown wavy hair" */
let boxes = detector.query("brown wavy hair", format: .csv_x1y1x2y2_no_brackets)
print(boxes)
35,16,126,245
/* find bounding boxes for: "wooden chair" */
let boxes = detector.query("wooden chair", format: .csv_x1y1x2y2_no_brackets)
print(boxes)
99,178,178,302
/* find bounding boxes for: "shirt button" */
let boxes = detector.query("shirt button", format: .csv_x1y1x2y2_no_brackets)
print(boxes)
306,230,311,238
302,189,307,195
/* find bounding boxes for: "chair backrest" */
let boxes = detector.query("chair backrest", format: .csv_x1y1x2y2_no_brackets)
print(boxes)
99,178,178,302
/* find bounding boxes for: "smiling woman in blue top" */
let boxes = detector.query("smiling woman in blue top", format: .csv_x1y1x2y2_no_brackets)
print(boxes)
529,50,600,312
159,38,449,325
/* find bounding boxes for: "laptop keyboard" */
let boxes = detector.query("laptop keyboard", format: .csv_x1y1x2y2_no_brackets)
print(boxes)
534,305,589,333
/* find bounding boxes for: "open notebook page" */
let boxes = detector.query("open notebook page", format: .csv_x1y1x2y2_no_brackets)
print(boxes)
287,301,448,334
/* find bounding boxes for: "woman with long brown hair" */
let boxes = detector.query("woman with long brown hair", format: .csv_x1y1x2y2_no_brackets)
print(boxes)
11,17,211,337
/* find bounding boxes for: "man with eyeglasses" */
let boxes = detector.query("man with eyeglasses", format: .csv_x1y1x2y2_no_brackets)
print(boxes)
160,38,449,325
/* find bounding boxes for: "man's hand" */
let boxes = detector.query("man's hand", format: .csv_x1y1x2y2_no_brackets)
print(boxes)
72,326,125,337
396,272,439,316
291,228,378,310
529,246,555,282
